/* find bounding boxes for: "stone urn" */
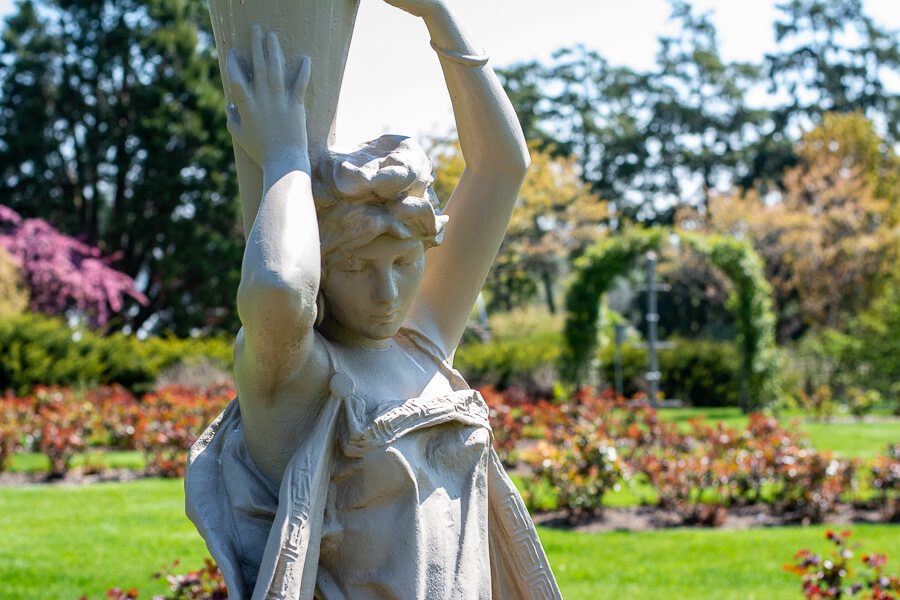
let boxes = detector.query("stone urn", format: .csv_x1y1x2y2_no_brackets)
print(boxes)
207,0,361,234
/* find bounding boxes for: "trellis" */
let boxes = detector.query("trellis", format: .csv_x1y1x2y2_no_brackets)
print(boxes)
562,228,779,412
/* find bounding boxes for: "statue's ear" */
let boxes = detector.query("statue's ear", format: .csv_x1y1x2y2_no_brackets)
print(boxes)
315,290,325,327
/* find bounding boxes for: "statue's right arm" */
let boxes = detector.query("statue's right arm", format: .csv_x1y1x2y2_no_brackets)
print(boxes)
228,28,320,397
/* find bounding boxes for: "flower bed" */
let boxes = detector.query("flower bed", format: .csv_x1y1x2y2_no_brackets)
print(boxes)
0,384,232,478
484,387,891,525
2,382,897,528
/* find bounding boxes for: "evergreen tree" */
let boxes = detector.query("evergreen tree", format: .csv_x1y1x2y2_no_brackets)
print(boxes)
0,0,241,335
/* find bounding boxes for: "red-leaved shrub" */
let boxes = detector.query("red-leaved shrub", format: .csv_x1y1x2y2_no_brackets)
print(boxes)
784,530,900,599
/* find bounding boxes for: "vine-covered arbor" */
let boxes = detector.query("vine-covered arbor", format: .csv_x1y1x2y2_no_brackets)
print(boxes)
562,228,779,413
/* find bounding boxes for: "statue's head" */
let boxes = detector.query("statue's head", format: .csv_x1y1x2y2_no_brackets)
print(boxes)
312,135,447,344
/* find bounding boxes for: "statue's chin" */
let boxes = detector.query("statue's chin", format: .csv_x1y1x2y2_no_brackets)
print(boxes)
318,317,401,349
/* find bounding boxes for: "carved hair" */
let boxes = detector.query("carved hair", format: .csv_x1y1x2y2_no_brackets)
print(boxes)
312,135,448,273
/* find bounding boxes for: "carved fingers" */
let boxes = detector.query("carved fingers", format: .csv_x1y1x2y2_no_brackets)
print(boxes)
224,26,311,167
292,52,312,107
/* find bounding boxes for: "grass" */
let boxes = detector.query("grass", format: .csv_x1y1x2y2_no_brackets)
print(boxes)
802,420,900,459
8,450,146,473
0,479,208,600
542,524,900,600
2,478,898,599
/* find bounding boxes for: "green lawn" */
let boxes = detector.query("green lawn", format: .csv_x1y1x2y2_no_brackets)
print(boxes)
543,524,900,600
801,420,900,459
2,479,899,599
0,479,208,600
8,450,146,473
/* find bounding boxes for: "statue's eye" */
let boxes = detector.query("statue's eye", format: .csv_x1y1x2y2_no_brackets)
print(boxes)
394,252,420,267
334,259,364,272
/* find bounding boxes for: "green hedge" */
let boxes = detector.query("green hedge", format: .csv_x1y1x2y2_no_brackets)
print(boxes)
0,313,233,395
454,331,563,392
597,338,742,407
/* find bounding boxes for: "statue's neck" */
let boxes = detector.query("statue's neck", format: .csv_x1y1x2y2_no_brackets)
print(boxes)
317,319,392,350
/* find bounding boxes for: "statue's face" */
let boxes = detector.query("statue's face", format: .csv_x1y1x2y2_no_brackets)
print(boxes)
322,234,425,343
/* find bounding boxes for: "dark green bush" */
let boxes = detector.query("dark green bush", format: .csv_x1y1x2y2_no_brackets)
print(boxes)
597,337,742,406
0,313,232,395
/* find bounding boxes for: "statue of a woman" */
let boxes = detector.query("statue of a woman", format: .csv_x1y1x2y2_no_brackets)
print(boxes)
186,2,561,599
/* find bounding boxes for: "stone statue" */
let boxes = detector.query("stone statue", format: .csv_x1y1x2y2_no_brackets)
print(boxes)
185,1,562,598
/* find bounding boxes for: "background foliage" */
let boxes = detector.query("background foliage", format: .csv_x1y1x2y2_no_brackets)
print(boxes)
0,0,241,336
0,312,231,395
562,228,778,411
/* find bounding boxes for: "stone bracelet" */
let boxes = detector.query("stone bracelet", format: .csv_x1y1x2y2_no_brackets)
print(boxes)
430,40,489,67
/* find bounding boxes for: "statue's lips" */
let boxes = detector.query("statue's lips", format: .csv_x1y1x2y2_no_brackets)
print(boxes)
372,310,400,324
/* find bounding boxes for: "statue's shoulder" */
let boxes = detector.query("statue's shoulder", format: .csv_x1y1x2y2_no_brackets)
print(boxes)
396,326,469,391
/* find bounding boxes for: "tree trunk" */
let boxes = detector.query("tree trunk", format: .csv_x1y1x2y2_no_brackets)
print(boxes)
541,267,556,314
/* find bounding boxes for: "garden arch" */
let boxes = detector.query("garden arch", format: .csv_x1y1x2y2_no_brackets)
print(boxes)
562,227,779,413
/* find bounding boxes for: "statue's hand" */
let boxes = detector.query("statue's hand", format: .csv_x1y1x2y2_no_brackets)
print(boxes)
381,0,445,19
225,26,311,168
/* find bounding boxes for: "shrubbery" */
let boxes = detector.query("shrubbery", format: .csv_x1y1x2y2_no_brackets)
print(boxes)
5,380,898,529
0,313,233,395
872,444,900,521
785,530,900,599
455,307,563,392
455,331,562,392
484,387,883,524
83,559,227,600
0,384,232,478
597,337,742,406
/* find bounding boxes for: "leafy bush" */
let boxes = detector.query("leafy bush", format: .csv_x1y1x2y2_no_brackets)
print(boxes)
81,559,227,600
0,384,231,478
797,385,838,422
597,337,742,406
784,530,900,599
32,388,92,477
135,384,233,478
527,433,621,519
455,331,562,392
872,444,900,521
0,246,27,317
0,312,232,395
0,204,146,329
0,393,29,471
486,387,858,524
456,307,564,392
848,388,882,419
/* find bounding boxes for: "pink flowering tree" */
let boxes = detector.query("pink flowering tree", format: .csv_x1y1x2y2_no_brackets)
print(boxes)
0,205,147,329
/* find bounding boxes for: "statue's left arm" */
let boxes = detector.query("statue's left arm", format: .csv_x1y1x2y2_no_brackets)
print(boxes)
395,0,530,358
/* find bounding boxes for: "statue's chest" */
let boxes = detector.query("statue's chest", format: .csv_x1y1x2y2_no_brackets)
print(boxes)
331,344,457,413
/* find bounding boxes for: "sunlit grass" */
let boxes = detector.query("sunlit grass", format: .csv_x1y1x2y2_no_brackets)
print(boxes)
0,479,207,600
2,479,898,599
8,450,145,473
541,523,900,600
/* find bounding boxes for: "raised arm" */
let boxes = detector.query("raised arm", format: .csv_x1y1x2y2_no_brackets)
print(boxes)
392,1,530,357
228,27,320,397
